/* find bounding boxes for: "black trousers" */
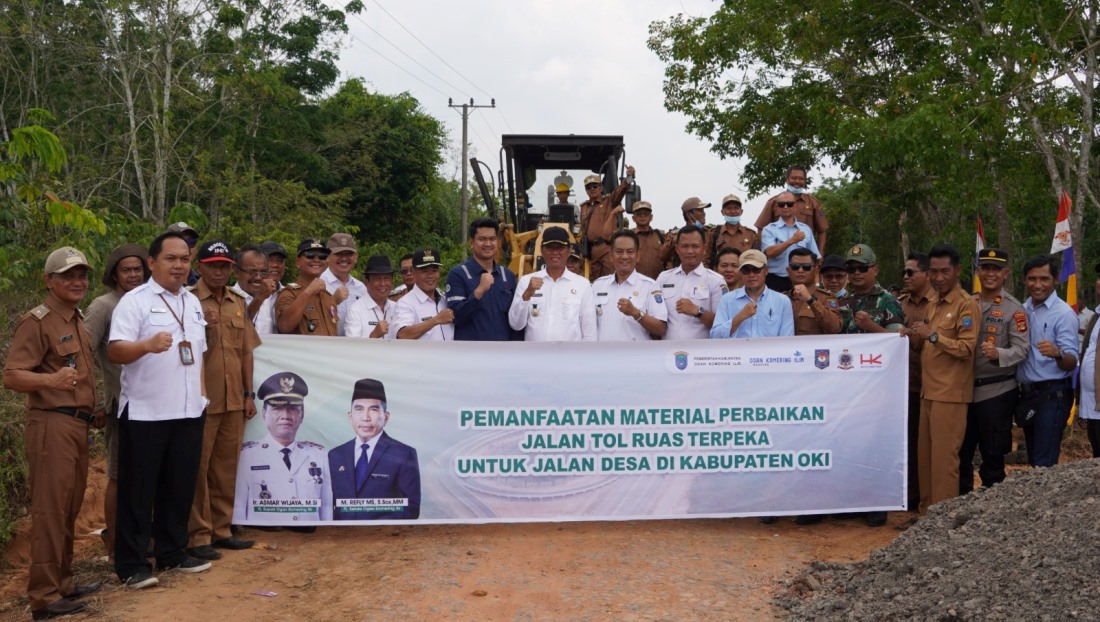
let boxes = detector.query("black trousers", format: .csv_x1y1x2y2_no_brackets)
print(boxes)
1087,419,1100,458
115,406,205,580
906,392,921,511
959,388,1016,494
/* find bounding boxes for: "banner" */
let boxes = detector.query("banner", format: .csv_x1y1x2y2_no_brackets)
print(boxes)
234,333,908,525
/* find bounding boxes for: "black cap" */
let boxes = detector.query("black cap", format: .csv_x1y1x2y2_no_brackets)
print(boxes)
196,240,236,264
820,254,847,272
260,241,288,258
352,378,387,402
257,372,308,405
977,248,1009,266
569,244,582,260
412,248,442,268
166,221,199,238
102,243,149,287
541,227,570,246
363,255,395,275
297,239,329,256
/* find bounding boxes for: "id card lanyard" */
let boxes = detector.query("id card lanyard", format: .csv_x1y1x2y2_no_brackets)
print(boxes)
159,293,195,365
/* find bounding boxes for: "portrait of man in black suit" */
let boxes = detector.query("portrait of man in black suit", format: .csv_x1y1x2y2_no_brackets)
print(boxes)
327,378,421,520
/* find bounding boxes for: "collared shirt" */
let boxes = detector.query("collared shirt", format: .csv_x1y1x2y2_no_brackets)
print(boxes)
786,287,842,336
973,290,1030,402
632,228,666,280
509,269,597,341
761,219,819,277
192,280,261,413
394,286,454,341
345,295,396,339
109,279,207,421
655,263,728,340
1080,307,1100,419
839,284,905,333
592,270,668,341
711,287,794,338
234,433,332,522
274,280,340,336
712,223,761,258
755,191,828,234
1018,291,1079,383
85,290,123,408
920,284,980,403
230,284,276,335
321,268,368,336
900,289,932,393
446,257,520,341
5,296,98,412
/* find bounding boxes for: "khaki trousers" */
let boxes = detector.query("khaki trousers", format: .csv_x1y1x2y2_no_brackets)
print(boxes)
918,399,968,514
188,410,244,546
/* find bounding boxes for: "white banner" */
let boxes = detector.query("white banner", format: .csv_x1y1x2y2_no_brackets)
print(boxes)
234,333,908,525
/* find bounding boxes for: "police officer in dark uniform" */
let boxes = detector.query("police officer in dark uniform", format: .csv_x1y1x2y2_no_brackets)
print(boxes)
3,247,102,619
275,239,339,335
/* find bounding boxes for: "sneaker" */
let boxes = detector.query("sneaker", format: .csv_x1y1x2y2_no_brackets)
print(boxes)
187,544,223,560
125,572,160,590
161,557,212,573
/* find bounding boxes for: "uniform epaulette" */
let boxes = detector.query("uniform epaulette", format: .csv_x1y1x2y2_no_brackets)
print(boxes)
816,286,833,295
226,288,243,300
242,440,259,449
287,282,302,290
297,440,324,450
186,285,197,292
897,292,910,302
29,305,50,320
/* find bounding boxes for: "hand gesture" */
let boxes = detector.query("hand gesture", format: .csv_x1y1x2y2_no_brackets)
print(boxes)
476,272,495,296
909,319,932,339
981,341,999,361
257,278,277,301
675,298,699,317
736,301,758,321
371,320,389,338
617,298,638,318
435,308,455,325
50,367,79,391
1036,340,1060,358
333,285,350,305
304,278,327,297
145,331,174,354
792,284,812,303
203,305,220,325
792,230,806,243
525,277,544,299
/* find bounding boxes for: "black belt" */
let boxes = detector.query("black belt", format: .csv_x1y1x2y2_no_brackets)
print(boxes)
1018,378,1072,394
974,374,1016,387
52,407,95,424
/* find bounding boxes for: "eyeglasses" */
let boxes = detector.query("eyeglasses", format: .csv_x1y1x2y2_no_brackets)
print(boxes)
776,201,796,208
846,264,874,273
902,269,922,277
301,251,329,260
237,268,271,277
585,183,600,190
399,268,413,275
739,265,763,275
788,263,815,272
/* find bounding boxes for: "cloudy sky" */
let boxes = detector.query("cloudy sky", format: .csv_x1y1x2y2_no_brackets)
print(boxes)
334,0,802,231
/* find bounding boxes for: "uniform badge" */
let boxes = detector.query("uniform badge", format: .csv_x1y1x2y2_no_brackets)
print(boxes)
985,335,996,344
990,310,1004,318
309,462,324,484
596,306,603,316
280,376,295,394
986,325,997,333
259,483,272,500
1013,311,1028,332
815,349,830,369
961,316,973,329
653,291,663,304
994,295,1003,304
532,308,540,317
838,349,854,370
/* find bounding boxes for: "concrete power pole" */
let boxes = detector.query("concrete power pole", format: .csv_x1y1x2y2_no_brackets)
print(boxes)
449,98,495,258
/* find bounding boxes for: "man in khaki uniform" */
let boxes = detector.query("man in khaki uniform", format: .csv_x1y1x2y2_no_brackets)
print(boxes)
3,247,103,619
785,248,841,335
898,252,932,511
630,201,665,280
711,194,760,264
754,165,829,252
580,166,636,281
904,244,979,513
187,241,261,560
275,239,339,335
659,196,718,269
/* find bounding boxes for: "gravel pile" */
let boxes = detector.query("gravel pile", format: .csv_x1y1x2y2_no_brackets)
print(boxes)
775,459,1100,621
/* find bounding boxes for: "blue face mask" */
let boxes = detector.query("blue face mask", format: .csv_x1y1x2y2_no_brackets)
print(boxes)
785,184,806,195
724,215,741,226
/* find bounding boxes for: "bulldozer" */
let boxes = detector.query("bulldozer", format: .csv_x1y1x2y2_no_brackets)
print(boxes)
470,135,641,277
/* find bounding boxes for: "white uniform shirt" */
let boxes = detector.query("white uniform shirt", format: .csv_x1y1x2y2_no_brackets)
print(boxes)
592,270,668,341
394,286,454,341
230,283,276,335
509,269,597,341
321,268,369,336
233,433,332,523
655,264,728,340
345,295,397,339
1081,306,1100,420
109,279,207,421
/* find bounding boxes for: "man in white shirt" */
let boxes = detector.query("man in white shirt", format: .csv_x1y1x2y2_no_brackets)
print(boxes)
321,233,368,336
509,226,597,341
346,256,398,339
394,248,454,341
108,231,211,588
230,244,277,335
655,226,728,340
592,230,668,341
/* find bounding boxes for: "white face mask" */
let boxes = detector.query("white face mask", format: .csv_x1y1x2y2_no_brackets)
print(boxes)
785,184,806,195
724,215,741,226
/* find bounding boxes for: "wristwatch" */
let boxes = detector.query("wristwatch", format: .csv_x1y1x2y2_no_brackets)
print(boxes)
635,310,646,322
929,332,939,344
1054,349,1064,360
693,307,704,319
244,390,255,399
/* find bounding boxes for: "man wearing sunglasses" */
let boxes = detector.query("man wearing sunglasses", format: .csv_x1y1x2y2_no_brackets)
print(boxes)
579,166,636,281
710,249,794,338
839,244,904,335
898,252,932,511
754,165,829,252
390,254,415,302
784,248,841,335
275,239,340,335
762,191,820,293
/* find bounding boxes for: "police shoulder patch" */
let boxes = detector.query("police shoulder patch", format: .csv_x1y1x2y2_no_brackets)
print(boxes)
720,285,729,294
29,304,50,320
298,440,325,450
961,315,973,329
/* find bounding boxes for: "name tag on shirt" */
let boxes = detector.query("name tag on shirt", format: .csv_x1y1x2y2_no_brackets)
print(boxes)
251,465,271,471
151,307,168,313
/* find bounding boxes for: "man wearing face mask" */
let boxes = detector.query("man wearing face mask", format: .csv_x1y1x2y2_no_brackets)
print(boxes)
754,165,829,253
659,196,719,269
711,194,760,266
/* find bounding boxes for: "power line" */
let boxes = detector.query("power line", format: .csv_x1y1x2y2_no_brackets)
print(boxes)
353,37,450,99
350,13,474,100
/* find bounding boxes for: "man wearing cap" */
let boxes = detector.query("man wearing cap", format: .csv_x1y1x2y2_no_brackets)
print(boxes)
579,165,636,281
108,231,211,587
762,190,820,293
898,252,932,510
819,254,848,297
85,243,149,564
275,239,339,336
446,218,522,341
4,247,102,619
231,244,277,335
655,226,728,340
321,232,367,336
754,165,829,252
959,248,1029,493
905,244,979,513
260,241,289,289
235,372,331,523
630,201,666,279
839,244,904,334
329,378,421,520
658,196,717,269
167,222,201,286
711,194,761,265
710,249,794,338
346,256,399,339
510,227,597,341
593,229,668,341
567,245,586,276
1077,262,1100,457
395,248,454,341
186,241,261,560
784,248,841,336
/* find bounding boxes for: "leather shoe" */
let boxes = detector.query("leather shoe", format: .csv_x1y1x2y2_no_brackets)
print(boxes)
287,526,316,533
186,544,223,560
65,582,102,599
213,536,255,550
32,598,85,619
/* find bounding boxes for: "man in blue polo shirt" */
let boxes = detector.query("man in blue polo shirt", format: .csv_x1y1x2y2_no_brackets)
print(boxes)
710,249,794,338
446,218,522,341
761,191,820,293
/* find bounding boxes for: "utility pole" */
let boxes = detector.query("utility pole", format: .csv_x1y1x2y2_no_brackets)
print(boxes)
449,97,495,258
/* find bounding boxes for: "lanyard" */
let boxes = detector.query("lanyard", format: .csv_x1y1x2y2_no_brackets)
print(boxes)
158,293,186,339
